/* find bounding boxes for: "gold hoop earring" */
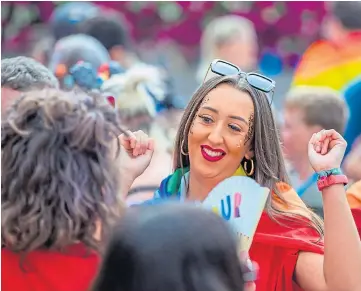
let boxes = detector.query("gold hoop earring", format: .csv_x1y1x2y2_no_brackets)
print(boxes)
181,139,189,156
243,159,255,176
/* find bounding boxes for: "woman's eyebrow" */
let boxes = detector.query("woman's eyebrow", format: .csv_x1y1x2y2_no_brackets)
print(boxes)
228,115,248,125
201,106,218,114
201,106,248,125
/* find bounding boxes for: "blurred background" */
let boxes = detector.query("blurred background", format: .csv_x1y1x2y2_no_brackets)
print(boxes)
1,1,327,109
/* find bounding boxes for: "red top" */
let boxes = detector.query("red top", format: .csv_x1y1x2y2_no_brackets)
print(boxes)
250,213,324,291
1,244,100,291
351,208,361,239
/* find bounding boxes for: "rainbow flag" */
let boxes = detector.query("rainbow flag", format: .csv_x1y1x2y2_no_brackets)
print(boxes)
292,32,361,91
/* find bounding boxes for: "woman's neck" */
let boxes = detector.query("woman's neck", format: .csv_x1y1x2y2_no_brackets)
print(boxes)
187,170,223,201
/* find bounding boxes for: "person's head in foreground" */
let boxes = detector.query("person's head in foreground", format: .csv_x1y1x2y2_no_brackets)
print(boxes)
322,1,361,43
172,59,323,235
197,15,258,82
282,86,347,177
1,89,124,253
92,203,247,291
1,56,59,113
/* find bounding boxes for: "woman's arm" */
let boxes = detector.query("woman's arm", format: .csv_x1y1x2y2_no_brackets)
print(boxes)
296,184,361,291
295,130,361,291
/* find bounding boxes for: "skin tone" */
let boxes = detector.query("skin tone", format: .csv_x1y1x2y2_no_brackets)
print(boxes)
282,107,322,181
1,88,22,115
187,84,254,201
216,39,258,72
295,129,361,291
321,15,354,44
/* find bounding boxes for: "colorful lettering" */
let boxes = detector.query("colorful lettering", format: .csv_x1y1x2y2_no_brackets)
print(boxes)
221,195,231,220
234,192,241,217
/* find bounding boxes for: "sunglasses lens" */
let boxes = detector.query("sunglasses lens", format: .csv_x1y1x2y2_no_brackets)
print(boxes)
247,74,274,92
213,60,239,76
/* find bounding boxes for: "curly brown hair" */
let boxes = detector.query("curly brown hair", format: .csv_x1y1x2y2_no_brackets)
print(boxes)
1,89,125,253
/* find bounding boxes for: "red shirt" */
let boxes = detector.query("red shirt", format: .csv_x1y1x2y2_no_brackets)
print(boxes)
1,244,100,291
250,213,324,291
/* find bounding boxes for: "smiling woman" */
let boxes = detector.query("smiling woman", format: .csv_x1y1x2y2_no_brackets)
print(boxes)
186,85,255,198
119,60,361,291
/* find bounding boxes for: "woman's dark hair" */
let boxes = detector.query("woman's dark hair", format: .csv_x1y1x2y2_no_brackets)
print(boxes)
92,203,245,291
1,89,125,253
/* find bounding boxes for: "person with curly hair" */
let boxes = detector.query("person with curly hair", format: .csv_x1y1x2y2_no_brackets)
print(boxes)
1,89,131,291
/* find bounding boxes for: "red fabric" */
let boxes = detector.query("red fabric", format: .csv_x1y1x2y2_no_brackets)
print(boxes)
351,208,361,239
249,213,324,291
1,244,100,291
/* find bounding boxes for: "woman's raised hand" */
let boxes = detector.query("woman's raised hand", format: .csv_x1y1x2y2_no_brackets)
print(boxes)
118,130,155,182
308,129,347,172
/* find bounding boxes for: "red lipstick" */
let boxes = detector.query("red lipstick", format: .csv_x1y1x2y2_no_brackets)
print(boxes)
200,145,226,162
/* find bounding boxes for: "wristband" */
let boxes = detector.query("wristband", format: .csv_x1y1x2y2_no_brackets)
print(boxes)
317,174,348,191
317,168,343,180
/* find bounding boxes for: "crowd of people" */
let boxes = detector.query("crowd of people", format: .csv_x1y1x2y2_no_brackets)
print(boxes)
1,2,361,291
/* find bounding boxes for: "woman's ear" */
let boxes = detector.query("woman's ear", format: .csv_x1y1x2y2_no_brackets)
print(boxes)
244,148,254,160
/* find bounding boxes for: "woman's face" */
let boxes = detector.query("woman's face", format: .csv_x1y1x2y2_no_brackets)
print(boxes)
187,84,255,180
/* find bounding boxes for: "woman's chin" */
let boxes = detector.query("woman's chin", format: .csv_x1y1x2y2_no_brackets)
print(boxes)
193,166,227,180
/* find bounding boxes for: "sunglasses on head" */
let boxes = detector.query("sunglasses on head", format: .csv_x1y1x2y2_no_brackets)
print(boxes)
203,59,276,104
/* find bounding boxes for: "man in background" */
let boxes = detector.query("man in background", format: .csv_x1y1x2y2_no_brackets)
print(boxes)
1,56,59,114
281,86,348,217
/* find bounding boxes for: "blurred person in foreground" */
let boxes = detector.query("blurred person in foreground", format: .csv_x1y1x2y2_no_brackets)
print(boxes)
118,60,361,290
292,1,361,152
1,56,58,114
92,204,256,291
1,89,138,291
282,86,348,217
196,15,258,83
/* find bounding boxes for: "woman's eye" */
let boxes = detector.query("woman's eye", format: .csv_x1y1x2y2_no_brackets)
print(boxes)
229,124,242,132
198,115,213,124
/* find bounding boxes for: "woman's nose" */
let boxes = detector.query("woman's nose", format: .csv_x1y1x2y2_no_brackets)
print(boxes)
207,124,224,145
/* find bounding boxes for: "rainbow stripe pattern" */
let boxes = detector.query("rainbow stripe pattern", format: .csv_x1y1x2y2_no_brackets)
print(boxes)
292,32,361,91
